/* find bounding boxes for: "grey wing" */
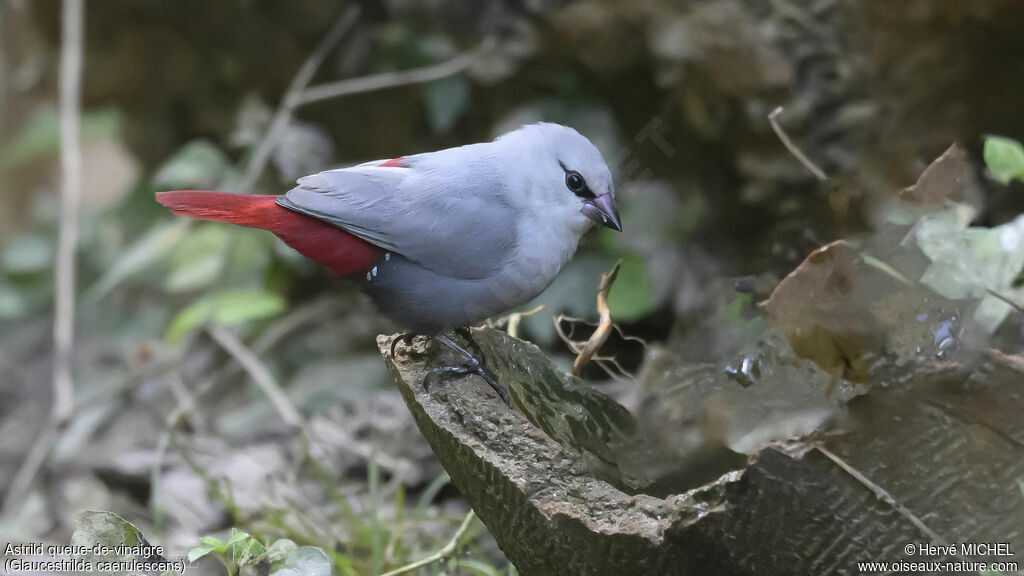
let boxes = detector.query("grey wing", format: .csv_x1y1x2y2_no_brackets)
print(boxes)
277,162,517,280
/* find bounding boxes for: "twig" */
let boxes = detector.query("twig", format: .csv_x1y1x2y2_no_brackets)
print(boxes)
987,288,1024,312
380,509,476,576
149,297,336,521
236,8,480,194
1,0,84,519
251,296,338,352
594,356,639,385
985,348,1024,374
1,424,59,518
206,324,304,430
816,445,945,544
211,296,339,385
571,261,620,376
238,5,361,192
768,106,828,182
555,312,644,383
53,0,83,425
501,305,545,339
298,50,478,106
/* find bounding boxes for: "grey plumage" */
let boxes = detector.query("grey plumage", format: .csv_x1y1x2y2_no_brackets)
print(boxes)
276,123,619,334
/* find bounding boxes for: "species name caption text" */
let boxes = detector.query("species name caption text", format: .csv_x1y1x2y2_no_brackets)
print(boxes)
856,542,1017,574
4,542,184,574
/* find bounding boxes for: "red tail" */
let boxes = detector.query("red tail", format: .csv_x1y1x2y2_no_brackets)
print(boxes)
155,190,382,277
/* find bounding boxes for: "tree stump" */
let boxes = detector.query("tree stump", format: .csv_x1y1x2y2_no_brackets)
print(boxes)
379,329,1023,576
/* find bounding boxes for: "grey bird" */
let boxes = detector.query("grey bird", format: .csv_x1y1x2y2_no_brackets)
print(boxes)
156,122,621,404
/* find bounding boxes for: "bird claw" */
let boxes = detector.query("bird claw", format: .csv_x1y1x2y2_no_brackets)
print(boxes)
478,366,511,406
421,332,511,406
390,332,417,357
422,363,510,406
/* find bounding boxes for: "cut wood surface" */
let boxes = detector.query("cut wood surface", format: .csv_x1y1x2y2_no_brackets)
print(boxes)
380,329,1024,576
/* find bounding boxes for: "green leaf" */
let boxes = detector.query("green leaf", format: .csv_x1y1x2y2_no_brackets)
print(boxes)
223,227,274,284
983,136,1024,184
860,253,912,284
167,224,230,292
236,537,266,567
915,210,1024,333
224,528,250,548
721,293,753,327
211,289,286,324
71,510,154,556
0,107,119,174
2,233,54,274
718,292,766,342
0,284,29,319
187,544,217,562
165,298,215,343
425,75,469,133
265,539,298,565
167,254,224,292
165,289,286,343
200,535,225,550
86,219,191,300
457,558,503,576
153,139,232,190
269,546,332,576
606,255,656,321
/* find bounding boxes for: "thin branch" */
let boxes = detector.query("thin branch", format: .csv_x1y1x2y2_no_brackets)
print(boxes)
53,0,84,425
987,288,1024,312
298,50,478,106
149,298,335,521
571,261,620,376
380,509,476,576
595,357,638,385
237,9,480,195
238,5,361,192
251,296,338,352
501,305,545,339
1,424,59,518
816,445,945,544
554,316,582,353
1,0,84,519
768,106,828,182
206,324,304,430
212,296,339,385
985,348,1024,375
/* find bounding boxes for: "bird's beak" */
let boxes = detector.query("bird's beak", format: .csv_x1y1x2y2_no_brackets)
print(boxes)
582,194,622,232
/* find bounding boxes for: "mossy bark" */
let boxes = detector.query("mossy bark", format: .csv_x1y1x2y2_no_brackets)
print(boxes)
379,329,1023,576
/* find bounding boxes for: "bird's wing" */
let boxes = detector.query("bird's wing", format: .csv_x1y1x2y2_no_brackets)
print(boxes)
277,156,517,280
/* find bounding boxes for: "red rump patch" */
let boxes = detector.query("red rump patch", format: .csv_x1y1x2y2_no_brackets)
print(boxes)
155,190,382,277
377,157,406,168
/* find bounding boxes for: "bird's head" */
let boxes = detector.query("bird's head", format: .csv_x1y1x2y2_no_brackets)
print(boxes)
499,123,621,235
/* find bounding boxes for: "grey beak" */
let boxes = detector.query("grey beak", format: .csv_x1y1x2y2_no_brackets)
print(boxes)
582,193,622,232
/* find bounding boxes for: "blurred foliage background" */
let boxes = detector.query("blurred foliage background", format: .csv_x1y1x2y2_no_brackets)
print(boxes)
2,0,1024,574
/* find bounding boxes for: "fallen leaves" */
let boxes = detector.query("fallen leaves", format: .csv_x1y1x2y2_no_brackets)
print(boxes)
762,142,1022,380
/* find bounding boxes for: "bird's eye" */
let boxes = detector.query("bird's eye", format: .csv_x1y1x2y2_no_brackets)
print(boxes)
565,171,586,194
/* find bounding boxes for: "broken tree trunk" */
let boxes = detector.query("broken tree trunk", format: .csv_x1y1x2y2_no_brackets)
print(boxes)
379,329,1023,576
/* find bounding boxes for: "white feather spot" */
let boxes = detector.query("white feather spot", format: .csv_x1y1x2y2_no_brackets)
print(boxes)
385,252,391,261
366,271,372,282
372,266,378,277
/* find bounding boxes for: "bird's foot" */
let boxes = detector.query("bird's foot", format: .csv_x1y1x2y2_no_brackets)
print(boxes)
424,332,511,406
389,332,417,357
423,364,510,406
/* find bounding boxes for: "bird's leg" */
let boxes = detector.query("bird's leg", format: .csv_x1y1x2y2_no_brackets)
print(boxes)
426,333,510,406
454,327,484,357
390,332,417,357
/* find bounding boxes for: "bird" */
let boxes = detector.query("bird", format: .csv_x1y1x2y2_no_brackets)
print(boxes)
156,122,621,405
